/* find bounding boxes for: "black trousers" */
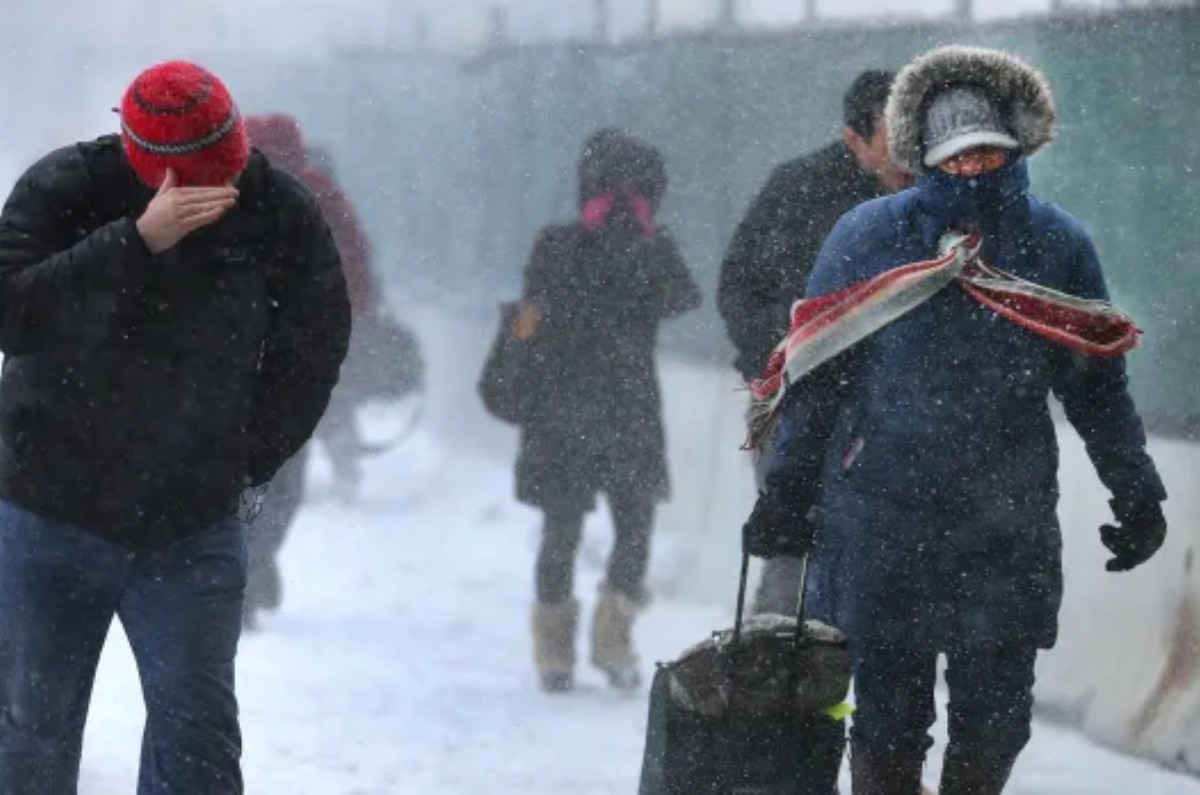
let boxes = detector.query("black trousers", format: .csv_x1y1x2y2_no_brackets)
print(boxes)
535,488,656,603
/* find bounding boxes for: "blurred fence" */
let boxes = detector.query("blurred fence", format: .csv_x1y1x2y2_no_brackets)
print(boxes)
4,5,1196,427
157,4,1200,439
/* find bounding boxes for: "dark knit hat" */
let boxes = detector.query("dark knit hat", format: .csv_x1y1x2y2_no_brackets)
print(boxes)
119,61,249,187
576,128,667,211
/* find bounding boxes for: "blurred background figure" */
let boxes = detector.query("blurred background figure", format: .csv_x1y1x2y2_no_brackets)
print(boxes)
241,113,423,629
495,129,700,693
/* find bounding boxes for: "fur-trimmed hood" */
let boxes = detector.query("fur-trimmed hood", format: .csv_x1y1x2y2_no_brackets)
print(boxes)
886,45,1056,173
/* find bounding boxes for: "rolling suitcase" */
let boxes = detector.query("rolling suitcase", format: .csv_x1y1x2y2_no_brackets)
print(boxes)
638,554,851,795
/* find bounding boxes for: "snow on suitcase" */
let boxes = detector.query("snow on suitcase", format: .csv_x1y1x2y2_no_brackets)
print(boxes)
638,555,851,795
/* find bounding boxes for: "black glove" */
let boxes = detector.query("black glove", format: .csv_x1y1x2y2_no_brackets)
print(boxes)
1101,498,1166,572
742,487,817,559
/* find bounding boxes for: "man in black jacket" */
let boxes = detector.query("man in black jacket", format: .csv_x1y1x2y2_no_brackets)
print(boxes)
0,61,350,794
717,70,908,615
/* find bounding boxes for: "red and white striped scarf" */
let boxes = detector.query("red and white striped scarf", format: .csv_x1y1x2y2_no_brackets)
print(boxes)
744,233,1141,451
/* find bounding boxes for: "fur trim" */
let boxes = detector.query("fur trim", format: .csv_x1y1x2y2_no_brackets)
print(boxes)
886,45,1056,173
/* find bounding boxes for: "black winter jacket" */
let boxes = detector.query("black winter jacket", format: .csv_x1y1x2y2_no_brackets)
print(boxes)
717,141,889,380
0,135,350,547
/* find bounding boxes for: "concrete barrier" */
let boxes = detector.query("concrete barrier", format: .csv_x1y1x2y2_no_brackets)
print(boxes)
402,300,1200,775
1040,433,1200,773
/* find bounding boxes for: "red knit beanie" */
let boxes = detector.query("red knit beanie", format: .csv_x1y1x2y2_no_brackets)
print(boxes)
119,61,249,187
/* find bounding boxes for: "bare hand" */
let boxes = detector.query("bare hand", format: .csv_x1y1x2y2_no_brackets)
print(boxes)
136,169,238,254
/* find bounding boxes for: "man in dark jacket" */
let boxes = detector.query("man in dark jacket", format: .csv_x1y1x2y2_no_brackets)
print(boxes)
0,61,350,793
717,69,909,614
744,46,1166,794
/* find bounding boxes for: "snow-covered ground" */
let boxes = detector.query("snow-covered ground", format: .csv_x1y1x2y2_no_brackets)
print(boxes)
78,431,1200,793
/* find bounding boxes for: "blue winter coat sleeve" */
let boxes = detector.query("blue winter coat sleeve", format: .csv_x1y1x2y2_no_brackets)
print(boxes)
764,208,871,498
1051,228,1167,507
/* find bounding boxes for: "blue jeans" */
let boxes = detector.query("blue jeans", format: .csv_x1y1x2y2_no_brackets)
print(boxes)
0,500,247,794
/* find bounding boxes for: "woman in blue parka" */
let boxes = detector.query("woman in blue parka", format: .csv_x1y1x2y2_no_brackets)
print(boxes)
743,46,1168,794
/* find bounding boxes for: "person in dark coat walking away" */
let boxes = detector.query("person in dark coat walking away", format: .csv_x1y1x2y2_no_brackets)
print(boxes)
717,70,911,616
518,129,700,693
0,61,350,793
743,46,1167,794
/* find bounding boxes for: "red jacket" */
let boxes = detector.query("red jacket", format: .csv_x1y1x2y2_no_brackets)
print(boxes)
244,114,376,319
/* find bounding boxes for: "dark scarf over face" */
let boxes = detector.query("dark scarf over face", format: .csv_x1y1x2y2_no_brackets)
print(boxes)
914,157,1031,247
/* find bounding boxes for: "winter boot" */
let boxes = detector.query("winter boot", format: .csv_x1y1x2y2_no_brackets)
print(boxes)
590,585,643,691
532,599,579,693
937,745,1016,795
849,745,926,795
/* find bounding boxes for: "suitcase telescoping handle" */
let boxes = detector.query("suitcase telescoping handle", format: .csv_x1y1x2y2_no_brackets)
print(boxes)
731,551,808,647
